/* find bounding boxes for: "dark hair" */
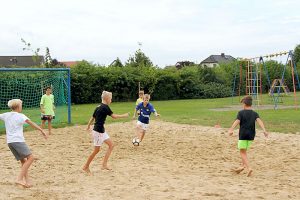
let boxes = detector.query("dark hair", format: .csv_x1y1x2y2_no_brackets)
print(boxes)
241,96,252,106
45,86,52,90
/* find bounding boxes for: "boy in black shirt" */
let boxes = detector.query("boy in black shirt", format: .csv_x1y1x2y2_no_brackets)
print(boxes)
83,91,129,174
228,96,268,177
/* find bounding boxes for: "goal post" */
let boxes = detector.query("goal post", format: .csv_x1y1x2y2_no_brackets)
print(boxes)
0,68,71,126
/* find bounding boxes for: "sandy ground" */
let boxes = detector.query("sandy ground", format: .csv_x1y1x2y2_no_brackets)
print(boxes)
0,120,299,200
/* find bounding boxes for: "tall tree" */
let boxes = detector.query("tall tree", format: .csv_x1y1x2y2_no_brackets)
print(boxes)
294,44,300,64
125,49,153,68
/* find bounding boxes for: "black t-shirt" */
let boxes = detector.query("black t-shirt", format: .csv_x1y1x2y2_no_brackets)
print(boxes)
92,104,113,133
237,109,259,140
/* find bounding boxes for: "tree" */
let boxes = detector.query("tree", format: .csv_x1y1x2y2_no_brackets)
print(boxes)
294,44,300,64
44,47,53,68
21,38,40,63
125,49,153,68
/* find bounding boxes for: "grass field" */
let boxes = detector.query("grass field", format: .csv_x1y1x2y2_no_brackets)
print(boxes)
1,93,300,134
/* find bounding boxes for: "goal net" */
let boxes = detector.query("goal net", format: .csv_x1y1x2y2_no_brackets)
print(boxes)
0,68,71,131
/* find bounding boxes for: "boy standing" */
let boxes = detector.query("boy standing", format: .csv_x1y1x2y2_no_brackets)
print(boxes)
133,94,160,144
228,96,268,176
0,99,48,188
40,86,55,134
133,90,144,118
83,91,129,174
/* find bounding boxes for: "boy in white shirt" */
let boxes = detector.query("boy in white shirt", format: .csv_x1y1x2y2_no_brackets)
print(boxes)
0,99,48,188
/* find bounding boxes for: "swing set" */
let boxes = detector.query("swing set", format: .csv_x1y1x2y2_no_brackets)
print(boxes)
232,50,300,109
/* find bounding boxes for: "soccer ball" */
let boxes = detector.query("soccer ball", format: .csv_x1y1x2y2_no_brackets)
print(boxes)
132,138,140,146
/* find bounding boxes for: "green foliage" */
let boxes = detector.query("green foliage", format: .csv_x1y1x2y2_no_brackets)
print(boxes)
294,44,300,64
125,49,153,68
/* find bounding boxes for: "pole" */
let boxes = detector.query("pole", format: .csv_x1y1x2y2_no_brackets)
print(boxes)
67,68,72,124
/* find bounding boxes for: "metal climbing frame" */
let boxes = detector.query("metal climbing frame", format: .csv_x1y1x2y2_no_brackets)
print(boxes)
232,50,300,109
245,59,262,105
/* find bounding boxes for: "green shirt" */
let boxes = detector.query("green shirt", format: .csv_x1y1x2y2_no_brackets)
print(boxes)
135,98,143,106
40,94,55,116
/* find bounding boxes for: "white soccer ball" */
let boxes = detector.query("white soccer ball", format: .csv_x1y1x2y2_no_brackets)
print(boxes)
132,138,140,146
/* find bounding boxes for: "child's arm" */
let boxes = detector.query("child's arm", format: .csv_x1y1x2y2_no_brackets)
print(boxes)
25,119,48,139
86,117,95,131
133,109,137,119
111,113,130,119
256,118,268,138
228,119,240,136
154,111,160,117
40,104,45,114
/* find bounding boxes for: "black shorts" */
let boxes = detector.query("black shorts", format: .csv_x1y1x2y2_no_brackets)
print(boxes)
41,115,55,120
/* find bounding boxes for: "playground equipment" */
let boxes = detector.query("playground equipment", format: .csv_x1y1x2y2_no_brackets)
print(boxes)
232,50,300,109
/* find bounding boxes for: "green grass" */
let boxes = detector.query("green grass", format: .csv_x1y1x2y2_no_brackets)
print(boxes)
1,93,300,134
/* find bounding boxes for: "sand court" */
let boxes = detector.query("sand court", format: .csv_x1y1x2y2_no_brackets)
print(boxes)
0,121,299,199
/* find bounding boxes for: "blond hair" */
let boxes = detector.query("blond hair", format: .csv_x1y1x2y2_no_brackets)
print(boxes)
8,99,22,110
101,91,112,100
139,90,144,96
143,94,151,100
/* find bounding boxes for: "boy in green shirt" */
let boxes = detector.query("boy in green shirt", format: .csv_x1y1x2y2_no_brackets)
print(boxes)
40,86,55,134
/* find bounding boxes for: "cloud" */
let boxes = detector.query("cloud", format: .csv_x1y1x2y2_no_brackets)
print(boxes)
0,0,299,67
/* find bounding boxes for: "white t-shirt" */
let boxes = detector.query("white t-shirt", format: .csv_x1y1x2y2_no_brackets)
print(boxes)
0,112,29,143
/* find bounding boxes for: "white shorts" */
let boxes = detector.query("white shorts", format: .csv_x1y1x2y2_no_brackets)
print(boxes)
137,121,149,131
92,130,110,146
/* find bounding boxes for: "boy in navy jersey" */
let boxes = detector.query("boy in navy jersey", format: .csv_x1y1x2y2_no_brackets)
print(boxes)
228,96,268,177
83,91,129,174
133,94,160,144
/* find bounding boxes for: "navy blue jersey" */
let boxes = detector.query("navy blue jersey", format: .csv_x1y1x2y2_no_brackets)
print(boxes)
136,102,156,124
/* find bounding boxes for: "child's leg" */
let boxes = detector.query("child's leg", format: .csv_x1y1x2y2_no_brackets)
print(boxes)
16,154,34,187
240,149,252,176
136,125,145,142
48,119,52,134
140,131,146,142
83,146,100,173
41,120,46,129
102,138,114,170
20,158,31,186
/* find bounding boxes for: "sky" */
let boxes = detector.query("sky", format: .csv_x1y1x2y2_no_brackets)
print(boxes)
0,0,300,67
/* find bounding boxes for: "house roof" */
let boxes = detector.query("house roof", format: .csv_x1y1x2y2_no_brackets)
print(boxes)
60,61,78,67
200,53,235,64
0,56,44,67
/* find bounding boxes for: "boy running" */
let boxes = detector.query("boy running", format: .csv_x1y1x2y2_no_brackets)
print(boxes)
228,96,268,177
40,86,55,134
0,99,48,188
133,94,160,144
83,91,129,174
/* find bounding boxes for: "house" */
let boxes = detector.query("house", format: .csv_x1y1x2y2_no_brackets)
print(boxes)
175,61,195,69
0,56,44,67
200,53,235,67
60,61,78,67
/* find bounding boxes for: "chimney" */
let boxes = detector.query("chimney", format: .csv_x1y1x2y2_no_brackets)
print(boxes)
221,53,225,57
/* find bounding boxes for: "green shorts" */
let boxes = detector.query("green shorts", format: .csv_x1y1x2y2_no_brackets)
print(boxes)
238,140,253,150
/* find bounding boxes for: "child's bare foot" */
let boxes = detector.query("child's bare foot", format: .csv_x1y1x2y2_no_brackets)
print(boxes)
101,166,112,170
247,169,253,177
233,167,245,174
82,167,92,175
15,181,30,188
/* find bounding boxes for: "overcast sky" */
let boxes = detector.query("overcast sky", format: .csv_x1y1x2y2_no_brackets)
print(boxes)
0,0,299,67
